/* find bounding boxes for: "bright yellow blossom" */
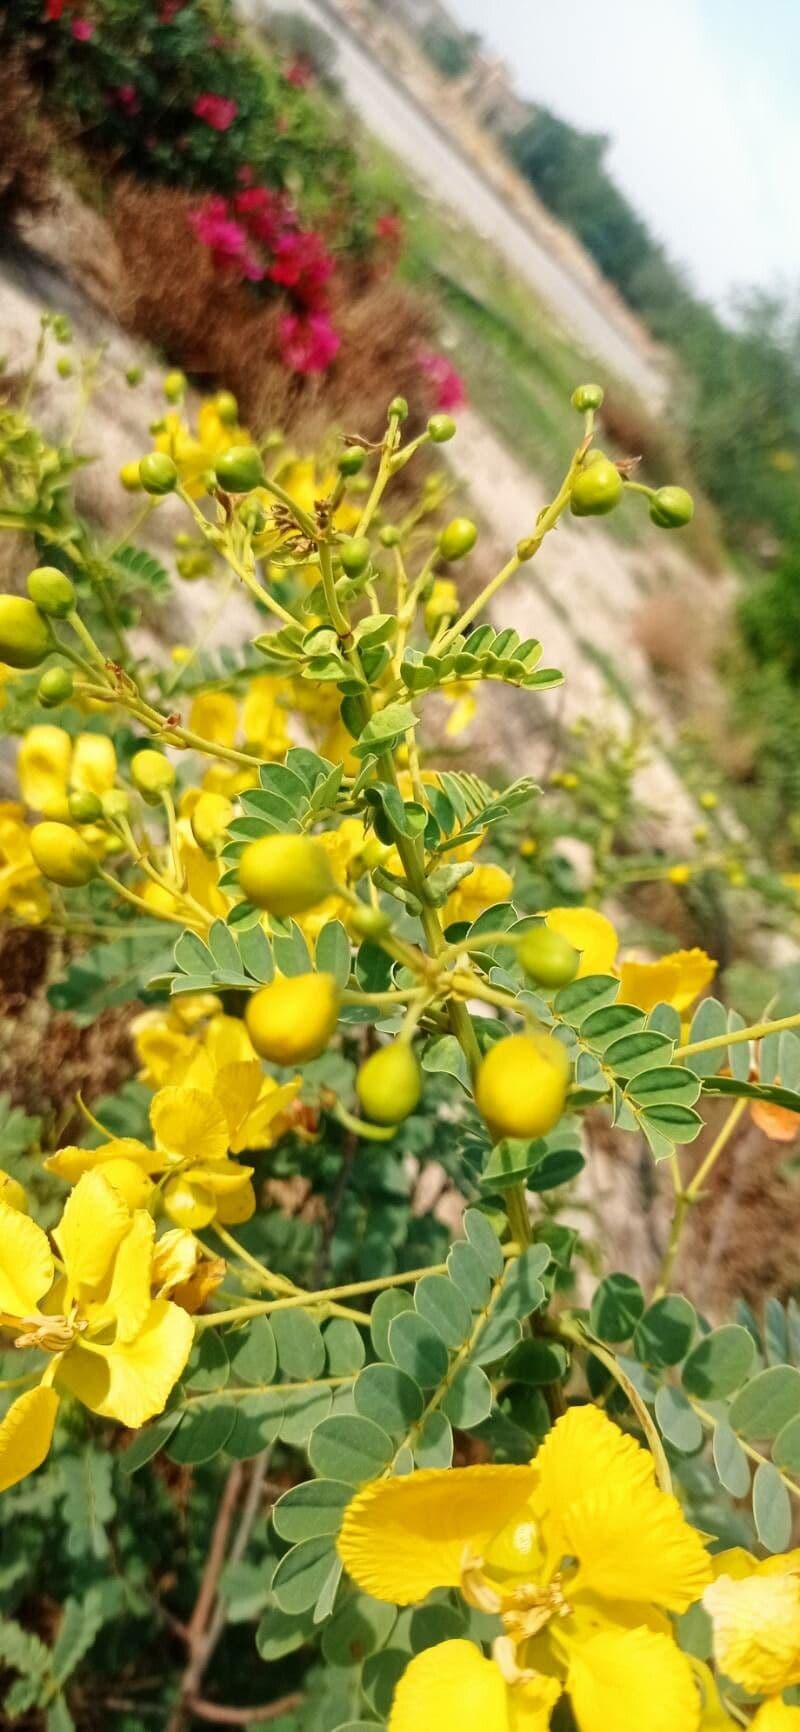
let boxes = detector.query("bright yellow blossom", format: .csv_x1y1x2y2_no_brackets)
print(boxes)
132,1005,301,1154
444,862,514,928
543,906,716,1015
704,1549,800,1700
0,801,50,923
188,675,291,763
17,725,117,820
339,1404,711,1732
151,400,251,497
0,1172,192,1492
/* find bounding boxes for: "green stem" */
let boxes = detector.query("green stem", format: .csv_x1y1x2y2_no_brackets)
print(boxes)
675,1009,800,1061
554,1317,672,1492
318,538,350,637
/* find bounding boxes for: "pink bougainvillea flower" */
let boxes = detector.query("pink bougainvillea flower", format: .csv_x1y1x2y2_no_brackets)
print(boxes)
192,93,238,132
113,84,140,115
189,197,264,281
268,229,334,305
278,311,340,374
43,0,66,19
418,348,467,411
233,185,290,250
71,17,93,39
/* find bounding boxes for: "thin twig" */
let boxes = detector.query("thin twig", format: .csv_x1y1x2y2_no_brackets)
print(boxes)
166,1463,244,1732
187,1693,304,1725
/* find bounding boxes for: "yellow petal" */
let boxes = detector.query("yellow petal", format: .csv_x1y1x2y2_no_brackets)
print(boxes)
533,1406,654,1546
163,1174,216,1230
17,725,71,818
0,1200,54,1316
151,1227,201,1295
751,1702,800,1732
215,1063,299,1153
0,1387,59,1492
563,1480,711,1612
339,1463,537,1604
88,1159,156,1212
99,1211,155,1342
189,691,239,750
71,732,117,796
618,958,682,1015
388,1641,509,1732
215,1178,256,1224
54,1170,131,1297
703,1571,800,1695
567,1626,700,1732
661,948,717,1014
150,1086,230,1167
0,1170,28,1213
133,1020,198,1087
183,1159,254,1196
543,908,618,978
46,1138,159,1185
203,1013,258,1070
57,1298,192,1428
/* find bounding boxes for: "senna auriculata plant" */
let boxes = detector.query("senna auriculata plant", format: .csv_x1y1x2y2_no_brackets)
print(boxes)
2,351,800,1732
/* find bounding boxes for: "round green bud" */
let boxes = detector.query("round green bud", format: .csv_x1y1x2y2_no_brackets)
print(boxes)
37,665,74,707
0,596,52,669
214,445,264,494
56,356,73,380
51,314,72,345
427,413,456,443
68,789,103,824
356,1041,422,1126
125,364,143,387
101,789,130,822
149,417,167,436
339,536,371,577
570,383,604,412
30,821,97,888
570,457,623,517
388,396,409,421
438,517,478,561
163,369,187,403
238,499,267,534
139,452,178,496
517,926,580,990
337,446,365,476
26,566,76,618
131,749,175,799
350,903,391,941
379,525,401,547
215,390,239,425
649,485,694,529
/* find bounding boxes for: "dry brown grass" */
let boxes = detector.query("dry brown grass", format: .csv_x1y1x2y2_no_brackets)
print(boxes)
109,179,436,442
0,52,53,227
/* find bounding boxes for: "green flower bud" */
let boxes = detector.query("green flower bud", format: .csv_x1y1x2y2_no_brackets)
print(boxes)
339,536,371,577
56,356,73,380
51,314,72,345
68,789,104,824
139,452,178,496
517,926,580,990
26,566,76,618
427,413,456,443
570,457,623,517
0,596,52,668
238,499,268,534
37,665,74,707
350,904,391,941
337,446,365,476
215,390,239,425
214,446,264,493
379,525,401,547
570,383,604,412
388,396,409,421
649,485,694,529
438,517,477,561
163,370,187,403
125,364,143,387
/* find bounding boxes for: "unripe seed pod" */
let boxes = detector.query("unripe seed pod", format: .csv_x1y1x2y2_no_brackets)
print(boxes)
163,369,187,403
119,460,143,492
517,926,579,989
475,1031,569,1141
648,485,694,529
356,1041,422,1125
0,596,51,668
131,749,175,799
570,382,604,412
139,452,178,496
214,445,264,493
389,396,409,421
246,972,340,1064
238,833,336,918
350,903,391,941
125,365,143,387
570,457,623,517
337,446,365,476
26,566,76,618
56,356,72,380
339,536,371,577
37,666,74,707
69,789,104,824
30,820,98,887
215,390,239,425
427,413,456,443
438,517,478,561
379,525,400,547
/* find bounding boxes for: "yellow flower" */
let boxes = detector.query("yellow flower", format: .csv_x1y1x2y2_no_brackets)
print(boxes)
339,1405,711,1732
17,726,117,819
752,1704,800,1731
151,1227,225,1313
443,680,478,738
704,1549,800,1699
444,862,514,928
0,1172,192,1491
253,455,360,565
188,676,291,763
543,906,717,1015
152,400,250,497
0,801,50,924
139,816,230,928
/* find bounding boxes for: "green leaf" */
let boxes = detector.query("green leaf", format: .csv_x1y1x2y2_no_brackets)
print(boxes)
590,1273,645,1344
441,1363,493,1428
168,1402,236,1464
388,1312,450,1386
773,1414,800,1472
496,1245,551,1319
447,1241,491,1309
753,1461,792,1553
581,1004,645,1054
414,1274,472,1348
324,1319,367,1376
273,1479,353,1542
702,1075,800,1114
729,1366,800,1440
604,1031,676,1080
353,702,417,759
409,1602,468,1652
236,921,274,983
413,1410,453,1468
647,1003,682,1042
316,920,352,988
50,1591,105,1685
309,1415,394,1484
207,919,242,973
174,930,214,976
553,974,620,1027
184,1331,229,1392
280,1386,333,1448
354,1363,424,1435
273,1309,326,1380
638,1102,704,1144
471,1309,522,1365
682,1327,756,1400
627,1066,701,1108
256,1604,317,1661
370,1289,413,1362
421,1034,472,1092
713,1420,751,1497
655,1386,703,1454
271,1537,336,1614
60,1448,114,1560
633,1296,696,1368
48,933,173,1023
121,1408,182,1474
526,1144,585,1192
463,1208,504,1277
504,1339,570,1385
229,1317,278,1386
226,1393,285,1459
323,1594,397,1667
685,998,728,1075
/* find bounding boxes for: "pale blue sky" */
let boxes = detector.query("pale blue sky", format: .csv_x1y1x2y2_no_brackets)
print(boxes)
449,0,800,308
